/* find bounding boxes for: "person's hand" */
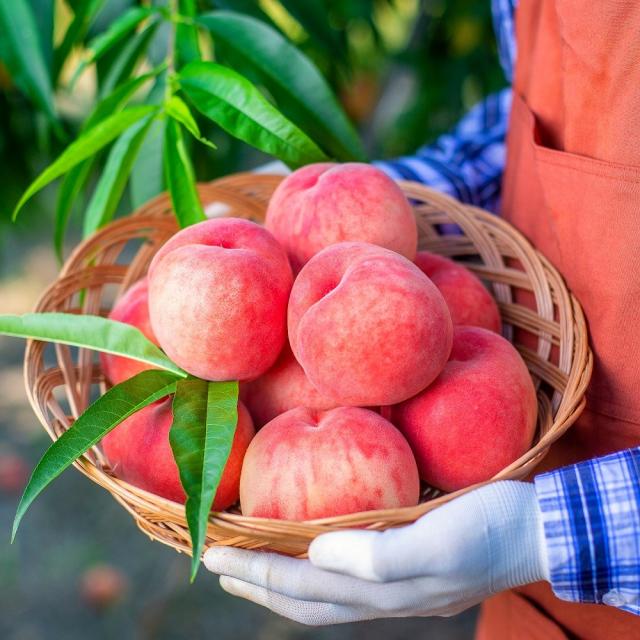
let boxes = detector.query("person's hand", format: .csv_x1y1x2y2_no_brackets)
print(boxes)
204,481,550,625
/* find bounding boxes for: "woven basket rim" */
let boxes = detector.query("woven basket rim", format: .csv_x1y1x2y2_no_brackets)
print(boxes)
23,174,593,556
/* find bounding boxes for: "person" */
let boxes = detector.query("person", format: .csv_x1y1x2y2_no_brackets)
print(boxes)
204,1,640,637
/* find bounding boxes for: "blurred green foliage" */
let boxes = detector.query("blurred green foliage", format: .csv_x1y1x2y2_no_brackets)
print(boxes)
0,0,505,226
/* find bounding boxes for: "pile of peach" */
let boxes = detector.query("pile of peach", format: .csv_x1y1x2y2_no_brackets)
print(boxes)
100,163,537,521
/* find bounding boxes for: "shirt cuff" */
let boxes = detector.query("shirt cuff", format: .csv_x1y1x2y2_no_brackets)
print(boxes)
534,448,640,616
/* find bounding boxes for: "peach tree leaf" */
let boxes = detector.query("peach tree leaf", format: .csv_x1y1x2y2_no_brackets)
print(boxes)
0,313,186,377
12,105,159,220
12,370,180,540
178,61,327,168
198,11,365,162
170,378,239,581
163,118,207,227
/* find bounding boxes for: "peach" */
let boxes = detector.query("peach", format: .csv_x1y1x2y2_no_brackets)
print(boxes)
240,406,420,520
288,242,453,406
415,251,501,333
148,218,293,381
388,327,537,492
102,399,255,511
240,345,338,427
265,163,417,272
100,278,158,386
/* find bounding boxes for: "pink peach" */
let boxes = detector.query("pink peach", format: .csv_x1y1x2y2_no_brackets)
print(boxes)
389,326,537,492
288,242,453,406
240,345,338,428
240,406,420,520
100,278,158,385
102,399,255,511
148,218,293,381
265,163,417,272
415,251,501,332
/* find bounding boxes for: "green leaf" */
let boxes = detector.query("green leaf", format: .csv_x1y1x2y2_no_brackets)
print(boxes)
13,370,180,541
99,19,160,99
0,0,57,123
28,0,54,74
279,0,346,59
53,69,164,261
170,378,239,581
163,118,206,227
13,105,158,220
130,116,165,208
165,96,216,150
82,114,155,239
178,61,327,168
176,0,201,68
86,66,166,131
53,0,105,83
0,313,186,377
210,0,279,30
198,11,365,162
72,6,156,88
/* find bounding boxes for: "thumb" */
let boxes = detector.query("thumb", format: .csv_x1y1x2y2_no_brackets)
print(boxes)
309,529,383,581
309,526,423,583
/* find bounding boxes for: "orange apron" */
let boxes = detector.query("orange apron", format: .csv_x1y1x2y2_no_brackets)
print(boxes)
476,1,640,638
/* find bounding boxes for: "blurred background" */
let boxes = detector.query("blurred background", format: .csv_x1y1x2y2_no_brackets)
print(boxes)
1,0,505,637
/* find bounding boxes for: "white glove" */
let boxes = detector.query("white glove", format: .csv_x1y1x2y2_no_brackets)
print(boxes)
204,481,550,626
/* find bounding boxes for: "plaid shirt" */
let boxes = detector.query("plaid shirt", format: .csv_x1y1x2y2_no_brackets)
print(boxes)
377,0,640,616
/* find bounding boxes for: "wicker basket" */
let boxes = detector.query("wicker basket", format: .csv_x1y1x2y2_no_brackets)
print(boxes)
24,174,592,558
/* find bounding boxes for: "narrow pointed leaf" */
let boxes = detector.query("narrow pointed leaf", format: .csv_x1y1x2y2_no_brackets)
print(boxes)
198,11,365,161
54,71,163,260
165,96,216,150
86,66,166,131
73,6,156,86
83,114,155,238
53,0,105,83
99,19,160,99
170,379,239,581
178,61,327,168
131,116,165,208
13,105,158,220
0,0,57,122
163,118,206,227
13,370,180,540
53,69,164,260
0,313,186,377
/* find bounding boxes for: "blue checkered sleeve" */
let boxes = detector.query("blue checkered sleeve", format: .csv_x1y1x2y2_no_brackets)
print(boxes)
374,89,511,213
374,0,517,214
535,448,640,615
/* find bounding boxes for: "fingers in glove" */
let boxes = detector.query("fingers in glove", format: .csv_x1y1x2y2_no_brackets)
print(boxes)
219,576,368,626
205,547,458,614
205,547,384,606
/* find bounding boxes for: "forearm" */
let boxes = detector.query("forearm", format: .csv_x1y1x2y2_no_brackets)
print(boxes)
374,88,511,213
535,446,640,615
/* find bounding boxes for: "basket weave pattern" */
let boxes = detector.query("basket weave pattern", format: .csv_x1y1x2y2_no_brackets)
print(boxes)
24,174,592,557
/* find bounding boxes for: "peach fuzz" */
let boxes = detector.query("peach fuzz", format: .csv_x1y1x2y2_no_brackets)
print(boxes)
240,406,420,520
100,278,158,385
240,345,338,428
148,218,293,381
102,399,255,511
265,163,417,272
415,251,501,333
288,242,453,406
388,327,537,492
